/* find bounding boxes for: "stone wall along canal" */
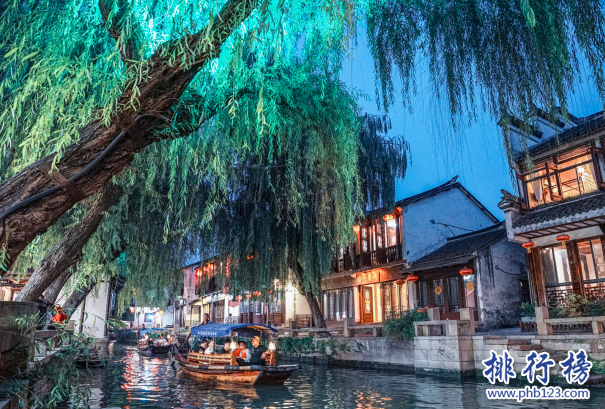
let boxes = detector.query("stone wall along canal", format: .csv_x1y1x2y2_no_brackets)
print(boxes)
59,343,605,408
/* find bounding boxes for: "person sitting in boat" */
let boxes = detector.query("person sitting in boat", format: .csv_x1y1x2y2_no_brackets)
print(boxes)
235,341,250,365
248,336,267,366
193,340,208,352
156,334,168,346
204,340,215,355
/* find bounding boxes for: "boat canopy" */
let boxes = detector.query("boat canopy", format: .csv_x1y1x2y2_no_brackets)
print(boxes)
190,323,277,339
139,328,167,335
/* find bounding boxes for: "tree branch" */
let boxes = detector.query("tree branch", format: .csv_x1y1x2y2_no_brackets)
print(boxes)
98,0,146,63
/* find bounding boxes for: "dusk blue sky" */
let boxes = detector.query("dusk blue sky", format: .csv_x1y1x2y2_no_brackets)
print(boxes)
340,35,604,219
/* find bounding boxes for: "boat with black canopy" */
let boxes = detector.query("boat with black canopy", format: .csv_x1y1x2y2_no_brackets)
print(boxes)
137,328,174,354
172,323,300,384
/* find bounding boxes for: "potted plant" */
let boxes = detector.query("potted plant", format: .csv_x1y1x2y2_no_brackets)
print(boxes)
520,302,536,322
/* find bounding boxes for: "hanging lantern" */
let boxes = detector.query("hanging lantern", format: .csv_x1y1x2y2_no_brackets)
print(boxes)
556,234,571,246
353,225,360,234
522,241,535,253
246,294,252,299
383,214,395,222
406,275,418,283
236,295,243,301
460,267,473,276
395,279,406,285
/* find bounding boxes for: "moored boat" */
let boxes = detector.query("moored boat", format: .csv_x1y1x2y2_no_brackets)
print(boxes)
137,328,174,355
172,323,300,385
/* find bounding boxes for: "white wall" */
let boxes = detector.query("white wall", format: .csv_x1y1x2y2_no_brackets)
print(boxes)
72,282,109,339
404,188,496,263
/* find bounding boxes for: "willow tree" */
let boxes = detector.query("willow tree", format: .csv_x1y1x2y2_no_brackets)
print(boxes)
1,0,604,273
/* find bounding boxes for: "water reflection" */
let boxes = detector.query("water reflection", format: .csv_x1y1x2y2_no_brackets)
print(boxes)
61,343,605,408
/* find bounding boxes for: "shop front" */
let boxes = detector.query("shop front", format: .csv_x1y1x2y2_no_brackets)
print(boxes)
322,266,408,324
414,266,477,320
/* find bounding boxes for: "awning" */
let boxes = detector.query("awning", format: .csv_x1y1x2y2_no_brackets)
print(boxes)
190,323,277,338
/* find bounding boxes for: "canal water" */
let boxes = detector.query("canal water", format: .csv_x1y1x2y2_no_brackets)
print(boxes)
62,342,605,408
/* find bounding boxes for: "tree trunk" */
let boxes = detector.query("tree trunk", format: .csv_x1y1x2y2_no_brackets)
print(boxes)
15,184,123,302
0,0,259,270
63,277,96,319
290,261,329,334
44,267,74,304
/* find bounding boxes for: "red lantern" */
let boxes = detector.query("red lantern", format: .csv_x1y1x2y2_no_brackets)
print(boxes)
395,279,406,285
236,295,243,301
522,241,535,253
383,214,395,222
246,294,252,299
353,225,360,234
556,234,570,246
406,275,418,283
460,267,473,276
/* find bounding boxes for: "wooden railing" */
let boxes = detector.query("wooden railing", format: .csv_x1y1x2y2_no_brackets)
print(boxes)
335,245,403,272
546,282,605,307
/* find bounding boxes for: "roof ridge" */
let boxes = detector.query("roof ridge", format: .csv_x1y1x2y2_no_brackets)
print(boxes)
445,222,504,242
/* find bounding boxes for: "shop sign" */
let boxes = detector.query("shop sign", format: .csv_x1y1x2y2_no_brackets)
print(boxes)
355,270,380,285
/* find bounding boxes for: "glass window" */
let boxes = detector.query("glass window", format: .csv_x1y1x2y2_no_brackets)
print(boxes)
541,246,571,285
523,146,599,208
463,274,476,309
578,239,605,281
376,222,384,249
383,283,392,317
418,281,429,308
361,227,369,253
386,219,398,247
448,277,460,312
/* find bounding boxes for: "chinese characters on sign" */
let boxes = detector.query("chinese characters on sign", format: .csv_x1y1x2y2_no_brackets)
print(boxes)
355,271,380,285
483,349,592,386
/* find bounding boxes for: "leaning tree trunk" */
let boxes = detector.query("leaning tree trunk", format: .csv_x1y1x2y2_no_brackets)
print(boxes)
15,184,123,302
44,267,75,304
63,277,96,320
290,261,329,334
0,0,259,271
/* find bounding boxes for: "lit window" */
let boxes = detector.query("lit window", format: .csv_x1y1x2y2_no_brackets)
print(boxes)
523,146,599,208
578,239,605,281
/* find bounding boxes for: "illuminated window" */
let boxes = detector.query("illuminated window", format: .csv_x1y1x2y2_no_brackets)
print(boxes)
523,145,599,208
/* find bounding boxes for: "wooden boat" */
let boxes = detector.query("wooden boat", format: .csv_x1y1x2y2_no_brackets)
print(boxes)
172,323,300,385
137,328,174,355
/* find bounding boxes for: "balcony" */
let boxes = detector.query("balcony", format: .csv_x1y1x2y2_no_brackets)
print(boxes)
335,245,403,272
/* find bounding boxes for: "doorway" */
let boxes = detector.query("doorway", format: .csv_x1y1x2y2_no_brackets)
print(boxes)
361,286,374,323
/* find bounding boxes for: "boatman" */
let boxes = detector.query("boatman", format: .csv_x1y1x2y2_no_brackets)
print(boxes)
248,336,267,366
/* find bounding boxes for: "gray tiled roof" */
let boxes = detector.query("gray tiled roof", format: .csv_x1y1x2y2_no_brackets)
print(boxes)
406,223,505,271
524,113,605,158
512,191,605,229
